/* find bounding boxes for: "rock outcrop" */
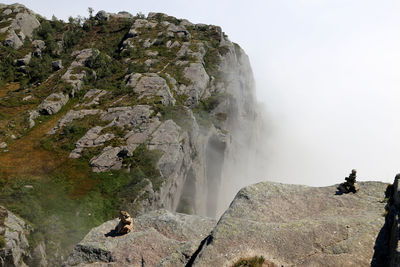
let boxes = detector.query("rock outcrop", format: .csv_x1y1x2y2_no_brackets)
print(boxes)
192,181,387,266
65,181,388,266
64,209,215,266
0,4,40,49
0,5,268,265
125,73,176,106
371,175,400,267
61,49,100,94
0,206,47,267
38,92,69,115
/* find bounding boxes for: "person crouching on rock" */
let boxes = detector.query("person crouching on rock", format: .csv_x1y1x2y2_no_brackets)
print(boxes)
116,210,133,235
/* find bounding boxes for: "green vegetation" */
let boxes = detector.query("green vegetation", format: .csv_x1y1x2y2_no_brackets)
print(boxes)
233,256,266,267
0,207,6,249
0,142,162,261
0,7,233,264
157,104,193,131
41,114,105,152
193,92,229,129
383,183,394,217
176,196,193,215
0,236,5,249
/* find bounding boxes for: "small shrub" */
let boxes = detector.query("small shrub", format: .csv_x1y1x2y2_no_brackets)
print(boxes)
233,256,266,267
35,20,55,40
0,236,5,249
63,29,83,50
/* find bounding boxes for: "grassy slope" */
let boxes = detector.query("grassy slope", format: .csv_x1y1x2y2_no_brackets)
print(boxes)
0,10,231,263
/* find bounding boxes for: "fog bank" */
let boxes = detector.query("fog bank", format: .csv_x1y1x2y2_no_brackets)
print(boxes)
249,1,400,186
6,0,400,214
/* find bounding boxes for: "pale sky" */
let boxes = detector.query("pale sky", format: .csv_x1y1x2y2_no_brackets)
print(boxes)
3,0,400,186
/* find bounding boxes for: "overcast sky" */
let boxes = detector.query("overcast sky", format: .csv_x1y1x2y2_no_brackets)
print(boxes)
4,0,400,186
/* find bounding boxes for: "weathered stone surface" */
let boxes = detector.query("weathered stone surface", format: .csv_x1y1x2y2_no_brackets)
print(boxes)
167,24,190,38
100,105,153,129
64,209,216,266
90,146,124,173
95,10,110,21
191,181,387,267
32,39,45,50
125,119,161,154
82,105,160,171
81,89,108,107
15,53,31,66
61,49,99,93
1,4,40,49
49,109,102,134
148,120,183,178
69,126,114,159
28,242,48,267
166,40,180,49
121,18,157,51
52,60,63,70
38,93,69,115
114,11,133,19
182,63,209,106
0,206,31,267
126,73,176,106
0,142,7,149
371,175,400,267
4,30,23,49
28,110,39,128
176,42,205,63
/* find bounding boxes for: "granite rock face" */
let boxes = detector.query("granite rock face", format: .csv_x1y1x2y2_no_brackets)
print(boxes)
371,174,400,267
191,181,387,267
64,209,215,266
0,7,271,265
0,4,40,49
125,73,176,106
65,181,388,266
31,12,262,220
61,49,100,94
38,93,69,115
0,206,47,267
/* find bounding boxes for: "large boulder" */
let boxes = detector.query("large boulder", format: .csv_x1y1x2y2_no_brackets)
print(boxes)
61,49,100,94
100,105,153,129
0,206,30,266
69,126,114,159
90,146,124,173
182,63,209,106
148,120,183,178
191,181,387,267
125,73,176,106
38,93,69,115
64,209,215,266
0,206,47,267
0,4,40,49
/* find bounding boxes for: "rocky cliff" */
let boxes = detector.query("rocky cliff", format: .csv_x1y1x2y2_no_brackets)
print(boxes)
1,4,391,267
0,4,263,265
371,174,400,267
0,206,47,267
65,181,389,266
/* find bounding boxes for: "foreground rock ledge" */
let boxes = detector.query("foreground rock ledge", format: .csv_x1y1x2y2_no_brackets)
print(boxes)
65,182,387,266
63,209,215,266
193,181,387,267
